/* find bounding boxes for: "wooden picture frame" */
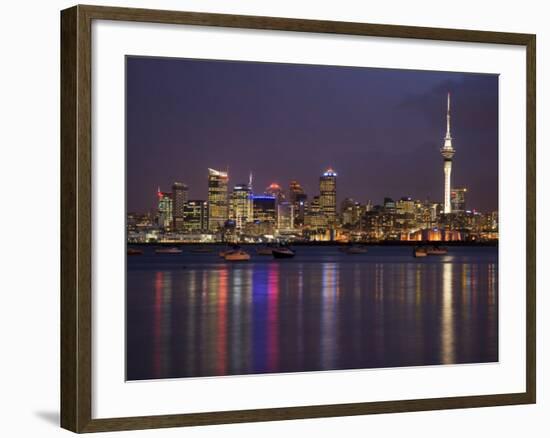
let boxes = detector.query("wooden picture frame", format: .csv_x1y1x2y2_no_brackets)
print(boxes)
61,4,536,433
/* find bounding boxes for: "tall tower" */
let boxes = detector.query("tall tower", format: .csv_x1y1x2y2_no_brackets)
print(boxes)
441,93,455,214
319,168,337,226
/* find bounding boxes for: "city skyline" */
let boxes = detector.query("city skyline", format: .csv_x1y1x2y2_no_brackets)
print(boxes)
126,56,499,214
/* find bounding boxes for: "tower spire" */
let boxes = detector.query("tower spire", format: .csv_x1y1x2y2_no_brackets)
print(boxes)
446,92,451,139
441,92,456,214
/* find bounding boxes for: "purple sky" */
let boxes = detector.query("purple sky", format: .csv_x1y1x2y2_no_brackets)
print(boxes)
126,56,498,213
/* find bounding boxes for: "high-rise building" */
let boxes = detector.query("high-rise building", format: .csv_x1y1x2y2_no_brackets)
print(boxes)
207,168,229,231
441,92,456,214
172,182,188,231
289,180,307,226
183,200,207,232
319,168,337,225
230,183,253,230
156,187,173,230
451,187,467,213
265,182,285,202
277,201,294,231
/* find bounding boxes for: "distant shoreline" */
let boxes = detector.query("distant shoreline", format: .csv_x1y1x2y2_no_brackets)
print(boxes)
128,241,498,247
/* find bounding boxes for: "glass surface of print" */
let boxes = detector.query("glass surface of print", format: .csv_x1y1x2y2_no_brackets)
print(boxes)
126,57,499,381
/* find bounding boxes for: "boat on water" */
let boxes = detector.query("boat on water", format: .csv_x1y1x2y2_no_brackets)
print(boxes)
272,247,296,259
413,246,428,258
127,248,143,256
155,247,182,254
340,245,368,255
190,246,214,254
219,245,240,257
224,249,251,261
426,246,448,255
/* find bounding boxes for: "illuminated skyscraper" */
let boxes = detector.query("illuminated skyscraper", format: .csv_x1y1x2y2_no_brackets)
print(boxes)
289,180,307,226
230,183,253,230
172,182,188,231
207,168,229,231
319,168,337,225
156,187,173,230
441,93,456,214
451,187,467,213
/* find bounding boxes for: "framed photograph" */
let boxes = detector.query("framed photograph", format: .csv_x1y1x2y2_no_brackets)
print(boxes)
60,5,536,433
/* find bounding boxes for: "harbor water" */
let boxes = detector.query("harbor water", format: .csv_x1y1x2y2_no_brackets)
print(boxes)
126,245,498,380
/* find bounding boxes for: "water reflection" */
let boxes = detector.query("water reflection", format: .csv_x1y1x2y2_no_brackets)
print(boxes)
127,246,498,380
152,271,172,378
320,263,340,370
441,263,455,364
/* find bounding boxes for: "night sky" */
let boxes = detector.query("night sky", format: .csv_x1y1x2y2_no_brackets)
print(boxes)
126,56,498,213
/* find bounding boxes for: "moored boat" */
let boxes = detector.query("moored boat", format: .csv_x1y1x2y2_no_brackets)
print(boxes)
219,245,240,257
155,247,182,254
127,248,143,256
272,247,296,259
224,249,251,261
413,246,428,258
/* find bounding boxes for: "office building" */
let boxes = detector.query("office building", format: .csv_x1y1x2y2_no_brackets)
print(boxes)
172,182,188,231
319,168,337,225
207,168,229,231
156,187,173,230
182,200,207,232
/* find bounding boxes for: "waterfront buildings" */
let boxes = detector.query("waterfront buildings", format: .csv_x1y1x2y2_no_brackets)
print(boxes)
137,171,496,243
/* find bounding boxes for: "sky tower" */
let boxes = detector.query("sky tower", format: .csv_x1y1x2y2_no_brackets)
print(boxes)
441,92,455,214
